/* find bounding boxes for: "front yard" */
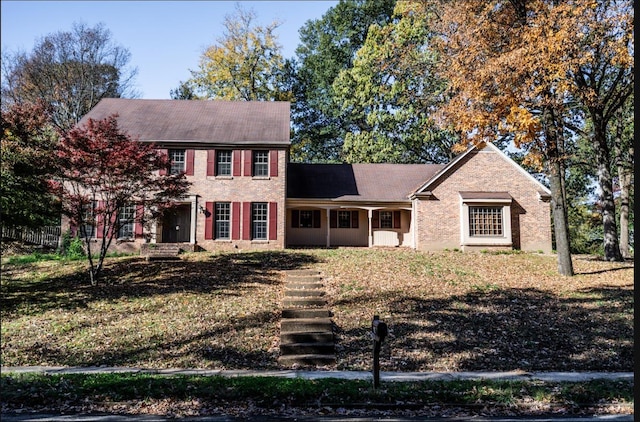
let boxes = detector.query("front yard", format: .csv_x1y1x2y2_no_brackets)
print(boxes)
1,248,634,372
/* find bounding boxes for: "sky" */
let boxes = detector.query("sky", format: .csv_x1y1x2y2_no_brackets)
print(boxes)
1,1,339,99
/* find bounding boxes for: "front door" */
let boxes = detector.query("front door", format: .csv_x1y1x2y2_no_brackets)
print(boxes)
162,204,191,243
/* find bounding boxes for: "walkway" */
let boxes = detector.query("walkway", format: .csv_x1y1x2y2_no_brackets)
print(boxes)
1,366,633,383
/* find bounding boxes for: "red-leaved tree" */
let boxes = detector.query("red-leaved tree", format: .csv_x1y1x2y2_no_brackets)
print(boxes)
56,114,191,284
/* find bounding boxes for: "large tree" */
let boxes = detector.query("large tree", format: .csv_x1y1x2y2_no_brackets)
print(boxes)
56,115,190,285
1,22,138,131
0,101,59,229
332,1,456,164
433,1,596,275
185,4,289,101
291,0,396,162
569,0,633,261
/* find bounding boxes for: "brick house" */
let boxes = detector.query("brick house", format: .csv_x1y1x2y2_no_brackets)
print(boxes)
73,98,552,254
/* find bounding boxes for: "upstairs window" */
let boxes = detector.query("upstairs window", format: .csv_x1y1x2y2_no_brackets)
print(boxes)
216,150,232,176
169,149,186,175
253,151,269,177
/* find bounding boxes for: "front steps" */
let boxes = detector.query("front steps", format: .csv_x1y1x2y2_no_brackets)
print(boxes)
279,270,335,367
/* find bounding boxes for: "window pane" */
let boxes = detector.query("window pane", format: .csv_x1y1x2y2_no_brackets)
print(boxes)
118,204,135,238
380,211,393,229
469,206,503,236
169,149,186,175
252,203,267,239
215,202,230,239
300,210,313,228
217,151,232,176
80,201,95,238
253,151,268,177
338,211,351,228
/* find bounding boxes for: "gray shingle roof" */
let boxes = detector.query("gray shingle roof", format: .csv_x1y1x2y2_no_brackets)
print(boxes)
287,163,445,202
78,99,290,146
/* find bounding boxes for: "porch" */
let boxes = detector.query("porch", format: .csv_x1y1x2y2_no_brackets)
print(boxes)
286,206,413,248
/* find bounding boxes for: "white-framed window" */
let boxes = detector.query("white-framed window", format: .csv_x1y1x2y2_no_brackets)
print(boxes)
299,210,314,228
253,151,269,177
215,202,230,239
216,151,232,176
459,192,512,247
469,206,503,236
252,202,268,239
118,204,136,239
169,149,186,175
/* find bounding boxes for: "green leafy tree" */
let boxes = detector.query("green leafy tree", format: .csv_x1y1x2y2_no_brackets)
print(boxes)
291,0,396,162
0,101,59,229
186,4,289,101
1,22,138,131
332,1,456,164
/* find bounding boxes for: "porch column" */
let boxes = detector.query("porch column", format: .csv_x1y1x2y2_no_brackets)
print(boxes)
368,209,373,247
411,199,417,249
190,195,197,245
326,209,331,247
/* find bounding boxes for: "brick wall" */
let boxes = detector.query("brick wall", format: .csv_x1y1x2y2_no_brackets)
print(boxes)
190,148,287,251
415,147,552,253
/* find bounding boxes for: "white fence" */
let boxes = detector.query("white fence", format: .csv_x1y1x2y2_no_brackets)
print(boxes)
1,226,61,248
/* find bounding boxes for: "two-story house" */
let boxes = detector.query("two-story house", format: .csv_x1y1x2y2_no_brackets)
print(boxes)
74,98,553,254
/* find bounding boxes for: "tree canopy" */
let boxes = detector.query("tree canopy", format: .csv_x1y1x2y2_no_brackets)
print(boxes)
0,101,59,229
185,4,289,101
1,22,138,131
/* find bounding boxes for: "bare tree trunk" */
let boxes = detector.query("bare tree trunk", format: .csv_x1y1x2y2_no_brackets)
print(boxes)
614,115,633,259
593,121,622,262
544,108,574,276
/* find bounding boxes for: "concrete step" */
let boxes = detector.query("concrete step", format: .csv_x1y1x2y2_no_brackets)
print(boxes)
284,289,325,298
280,342,335,355
285,282,324,290
285,270,321,276
282,308,331,319
278,354,335,366
285,275,323,283
283,298,327,308
280,318,332,333
280,331,334,344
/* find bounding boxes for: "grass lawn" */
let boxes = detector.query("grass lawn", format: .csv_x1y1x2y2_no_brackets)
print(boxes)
1,248,634,417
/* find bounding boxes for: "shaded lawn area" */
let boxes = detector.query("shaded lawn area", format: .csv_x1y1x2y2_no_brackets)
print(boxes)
1,249,634,372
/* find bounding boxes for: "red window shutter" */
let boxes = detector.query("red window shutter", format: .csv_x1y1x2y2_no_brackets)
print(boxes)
242,202,251,240
135,204,144,238
206,150,216,176
291,210,299,228
231,202,241,240
372,210,380,229
269,150,278,177
243,150,252,176
269,202,277,240
233,150,242,176
158,149,168,176
204,201,214,239
351,210,359,228
96,201,105,238
313,210,321,228
330,210,337,228
185,149,195,175
393,211,401,229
